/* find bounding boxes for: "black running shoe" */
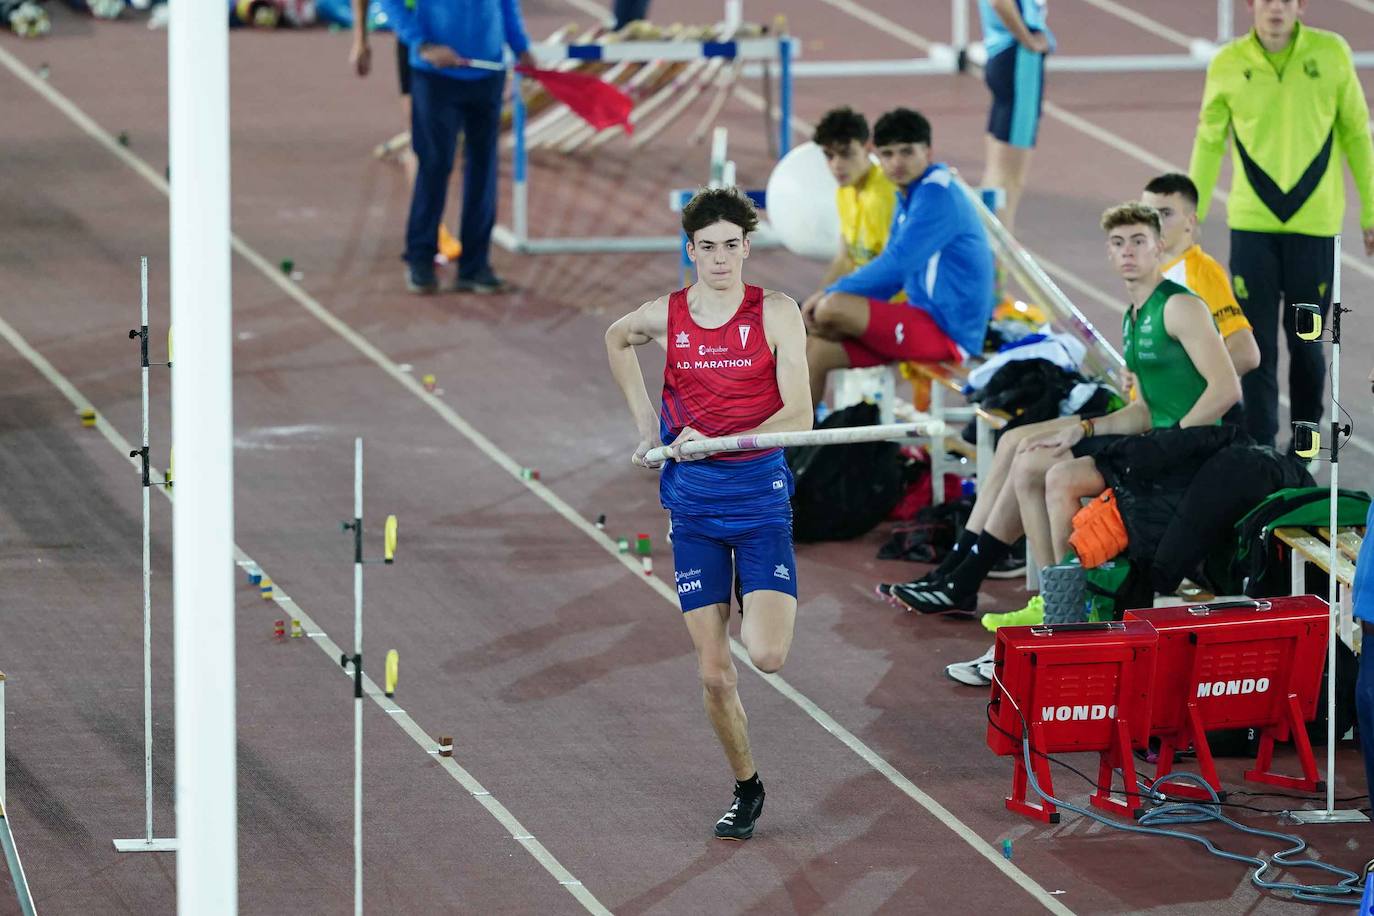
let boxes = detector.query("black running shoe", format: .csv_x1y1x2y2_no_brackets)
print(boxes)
875,567,943,602
986,538,1027,580
714,784,765,841
890,580,978,616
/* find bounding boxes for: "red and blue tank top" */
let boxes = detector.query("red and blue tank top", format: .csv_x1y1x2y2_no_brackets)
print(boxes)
658,284,793,520
659,284,784,461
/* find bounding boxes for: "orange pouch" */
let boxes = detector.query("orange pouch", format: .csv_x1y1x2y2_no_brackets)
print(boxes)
1068,488,1129,568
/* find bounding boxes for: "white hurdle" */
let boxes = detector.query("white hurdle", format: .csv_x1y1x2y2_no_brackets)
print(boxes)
493,34,799,255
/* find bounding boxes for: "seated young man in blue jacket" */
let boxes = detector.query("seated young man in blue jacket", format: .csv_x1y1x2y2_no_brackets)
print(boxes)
382,0,534,295
802,107,996,407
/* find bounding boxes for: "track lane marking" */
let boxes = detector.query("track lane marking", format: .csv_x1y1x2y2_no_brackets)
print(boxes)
2,35,1077,916
0,310,609,916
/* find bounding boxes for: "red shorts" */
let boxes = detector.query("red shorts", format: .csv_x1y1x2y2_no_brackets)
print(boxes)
840,299,963,368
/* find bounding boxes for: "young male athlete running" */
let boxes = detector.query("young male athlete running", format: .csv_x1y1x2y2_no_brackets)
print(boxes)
605,187,812,840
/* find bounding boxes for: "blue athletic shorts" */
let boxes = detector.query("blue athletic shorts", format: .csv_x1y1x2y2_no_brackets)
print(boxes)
985,41,1045,149
670,513,797,613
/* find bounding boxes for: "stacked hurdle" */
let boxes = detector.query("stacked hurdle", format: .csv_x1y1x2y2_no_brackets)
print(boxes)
493,28,797,255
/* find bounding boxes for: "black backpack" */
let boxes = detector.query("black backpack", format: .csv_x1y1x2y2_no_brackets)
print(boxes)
786,402,906,542
1210,487,1371,597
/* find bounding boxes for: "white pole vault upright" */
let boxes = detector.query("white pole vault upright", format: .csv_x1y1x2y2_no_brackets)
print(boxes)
1291,237,1366,825
339,439,400,916
113,257,177,854
169,0,237,906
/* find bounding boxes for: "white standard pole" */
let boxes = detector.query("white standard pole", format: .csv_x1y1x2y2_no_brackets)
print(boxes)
169,0,236,906
1325,236,1341,814
353,437,364,916
1217,0,1233,43
140,257,153,842
951,0,968,58
1291,235,1365,825
113,260,177,854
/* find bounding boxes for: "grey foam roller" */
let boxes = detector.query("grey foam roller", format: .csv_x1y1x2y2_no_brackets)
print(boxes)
1041,563,1087,625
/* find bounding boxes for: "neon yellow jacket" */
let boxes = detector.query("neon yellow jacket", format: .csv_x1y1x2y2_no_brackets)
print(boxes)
1189,23,1374,235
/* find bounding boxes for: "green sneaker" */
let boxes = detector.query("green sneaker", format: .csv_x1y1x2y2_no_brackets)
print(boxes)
981,595,1044,632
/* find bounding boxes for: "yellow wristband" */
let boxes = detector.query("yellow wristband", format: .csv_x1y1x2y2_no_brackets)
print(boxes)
1080,418,1094,439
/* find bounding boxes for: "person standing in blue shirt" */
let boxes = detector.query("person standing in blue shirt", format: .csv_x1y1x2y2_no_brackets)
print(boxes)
382,0,534,294
1354,366,1374,802
802,108,995,407
977,0,1054,233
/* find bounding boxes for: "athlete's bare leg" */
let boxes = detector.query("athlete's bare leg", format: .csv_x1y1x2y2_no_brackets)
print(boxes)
805,293,871,405
1011,445,1076,570
739,589,796,674
983,135,1034,234
683,602,756,779
806,337,850,408
1045,457,1107,561
965,416,1079,535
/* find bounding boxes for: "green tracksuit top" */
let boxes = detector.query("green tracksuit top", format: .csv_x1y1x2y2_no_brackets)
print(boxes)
1189,23,1374,235
1123,279,1211,430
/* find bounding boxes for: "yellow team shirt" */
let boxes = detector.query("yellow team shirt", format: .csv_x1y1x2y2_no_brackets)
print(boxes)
836,163,897,267
835,162,903,301
1160,244,1251,339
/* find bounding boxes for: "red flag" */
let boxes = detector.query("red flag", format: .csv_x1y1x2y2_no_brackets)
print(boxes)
515,66,634,135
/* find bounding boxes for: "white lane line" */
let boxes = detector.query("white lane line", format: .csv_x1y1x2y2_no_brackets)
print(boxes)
0,312,611,916
1336,0,1374,15
808,0,932,53
2,35,1075,916
1069,0,1194,48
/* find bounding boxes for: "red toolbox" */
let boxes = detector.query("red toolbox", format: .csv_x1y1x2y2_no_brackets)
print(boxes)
1124,596,1328,798
987,620,1158,823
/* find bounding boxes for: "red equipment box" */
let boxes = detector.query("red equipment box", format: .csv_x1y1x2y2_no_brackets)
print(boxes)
1124,596,1328,798
987,620,1158,823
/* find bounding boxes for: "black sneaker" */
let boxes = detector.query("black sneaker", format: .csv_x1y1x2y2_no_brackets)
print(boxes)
987,539,1027,580
715,783,764,840
455,268,508,294
889,579,978,616
405,263,438,294
875,564,948,602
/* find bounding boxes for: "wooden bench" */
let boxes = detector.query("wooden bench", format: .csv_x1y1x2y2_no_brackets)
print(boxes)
1273,526,1365,651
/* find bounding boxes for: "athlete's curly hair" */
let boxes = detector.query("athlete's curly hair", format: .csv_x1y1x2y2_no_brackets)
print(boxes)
1101,201,1161,236
813,106,869,148
681,186,759,241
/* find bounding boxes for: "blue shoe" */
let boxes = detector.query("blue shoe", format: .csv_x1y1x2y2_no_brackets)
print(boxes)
405,263,438,295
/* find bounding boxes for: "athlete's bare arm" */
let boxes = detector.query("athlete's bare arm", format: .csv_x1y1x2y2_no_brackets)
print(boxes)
606,296,670,468
1164,292,1242,427
755,290,815,434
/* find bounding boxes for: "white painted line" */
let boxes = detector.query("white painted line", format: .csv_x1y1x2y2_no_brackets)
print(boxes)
1337,0,1374,15
809,0,932,53
3,32,1074,916
1069,0,1194,48
0,310,610,916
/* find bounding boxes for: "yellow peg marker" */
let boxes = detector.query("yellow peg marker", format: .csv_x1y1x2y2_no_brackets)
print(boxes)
1293,421,1322,459
384,649,399,698
165,445,174,490
167,325,174,363
384,514,399,564
1293,303,1323,341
